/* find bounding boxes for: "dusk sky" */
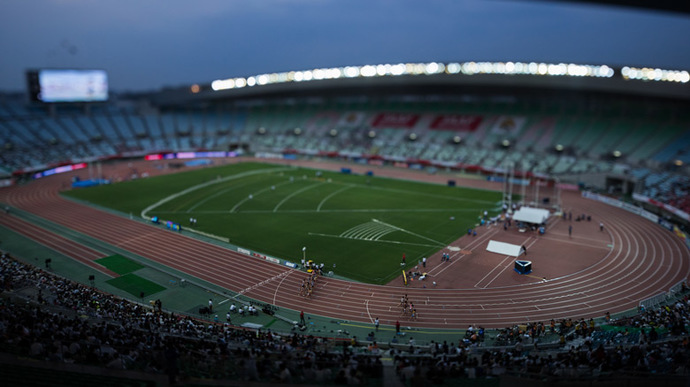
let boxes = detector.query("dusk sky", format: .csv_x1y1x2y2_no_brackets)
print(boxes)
1,0,689,92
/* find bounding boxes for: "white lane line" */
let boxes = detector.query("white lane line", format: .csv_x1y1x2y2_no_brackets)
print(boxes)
273,270,293,305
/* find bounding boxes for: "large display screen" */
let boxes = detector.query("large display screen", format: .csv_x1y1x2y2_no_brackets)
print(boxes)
26,69,108,103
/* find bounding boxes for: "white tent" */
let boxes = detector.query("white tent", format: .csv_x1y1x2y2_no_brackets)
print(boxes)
513,206,550,225
486,240,524,257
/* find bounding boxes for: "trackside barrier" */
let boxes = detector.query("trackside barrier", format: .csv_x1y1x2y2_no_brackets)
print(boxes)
581,191,659,223
639,279,688,309
639,292,670,310
669,279,688,296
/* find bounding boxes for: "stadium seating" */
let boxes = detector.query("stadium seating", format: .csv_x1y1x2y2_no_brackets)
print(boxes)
0,92,688,214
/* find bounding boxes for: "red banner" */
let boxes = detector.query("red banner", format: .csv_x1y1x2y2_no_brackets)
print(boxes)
371,113,420,128
429,115,483,131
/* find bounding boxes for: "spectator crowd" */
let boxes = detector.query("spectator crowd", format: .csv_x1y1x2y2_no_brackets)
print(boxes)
1,251,689,385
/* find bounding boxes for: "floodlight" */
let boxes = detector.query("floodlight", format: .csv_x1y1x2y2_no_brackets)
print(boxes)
361,65,376,77
446,63,461,74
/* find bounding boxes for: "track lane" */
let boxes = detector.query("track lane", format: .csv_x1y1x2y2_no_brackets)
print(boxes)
0,160,688,329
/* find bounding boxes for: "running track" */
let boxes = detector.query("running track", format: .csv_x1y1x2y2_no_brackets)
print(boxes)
1,160,688,329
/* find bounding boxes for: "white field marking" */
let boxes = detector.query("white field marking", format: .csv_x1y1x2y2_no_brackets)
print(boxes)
473,254,515,288
230,179,295,213
479,236,540,289
461,227,500,251
218,298,231,306
365,299,373,323
317,185,353,212
228,179,295,213
227,207,479,214
340,221,397,241
307,232,443,248
235,270,291,297
430,258,457,277
425,227,500,277
189,176,268,212
480,254,534,290
372,218,446,247
273,182,325,213
141,167,291,219
273,270,293,305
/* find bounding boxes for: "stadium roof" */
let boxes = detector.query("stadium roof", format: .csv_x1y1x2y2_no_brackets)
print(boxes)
152,61,690,106
551,0,690,15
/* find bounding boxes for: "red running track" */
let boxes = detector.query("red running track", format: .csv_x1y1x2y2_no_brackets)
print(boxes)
0,159,688,329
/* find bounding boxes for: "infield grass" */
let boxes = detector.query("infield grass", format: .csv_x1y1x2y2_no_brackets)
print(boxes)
64,162,503,284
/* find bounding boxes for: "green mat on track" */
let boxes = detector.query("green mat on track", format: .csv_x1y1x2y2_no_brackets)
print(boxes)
96,254,145,275
106,273,165,298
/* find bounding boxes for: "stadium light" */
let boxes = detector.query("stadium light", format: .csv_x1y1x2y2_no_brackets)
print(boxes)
360,65,377,77
621,66,689,83
208,60,656,92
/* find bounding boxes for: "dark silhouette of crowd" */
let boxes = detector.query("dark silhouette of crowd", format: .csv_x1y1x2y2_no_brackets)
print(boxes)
1,251,689,385
0,252,384,384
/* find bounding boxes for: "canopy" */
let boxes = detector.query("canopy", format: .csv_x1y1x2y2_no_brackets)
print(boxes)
513,206,550,225
487,240,524,257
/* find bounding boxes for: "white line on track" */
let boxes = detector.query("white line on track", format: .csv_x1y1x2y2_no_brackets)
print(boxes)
273,270,293,305
365,299,373,323
426,227,500,277
235,271,291,297
474,255,514,289
115,231,157,247
539,234,612,250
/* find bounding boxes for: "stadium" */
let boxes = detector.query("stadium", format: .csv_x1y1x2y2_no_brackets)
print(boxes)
1,3,690,387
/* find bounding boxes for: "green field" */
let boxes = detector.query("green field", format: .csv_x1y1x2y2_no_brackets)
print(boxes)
64,162,502,284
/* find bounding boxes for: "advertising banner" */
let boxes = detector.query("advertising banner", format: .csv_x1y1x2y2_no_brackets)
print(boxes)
429,115,483,131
